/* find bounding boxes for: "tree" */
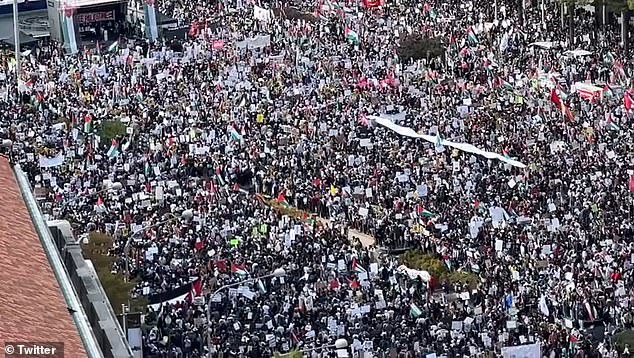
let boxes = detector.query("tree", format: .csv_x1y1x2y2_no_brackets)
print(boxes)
82,232,148,314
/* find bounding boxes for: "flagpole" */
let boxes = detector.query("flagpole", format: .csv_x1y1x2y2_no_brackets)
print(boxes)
12,0,20,82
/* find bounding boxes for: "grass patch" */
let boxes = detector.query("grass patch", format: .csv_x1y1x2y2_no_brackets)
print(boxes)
400,250,479,289
82,232,148,314
273,350,303,358
614,330,634,353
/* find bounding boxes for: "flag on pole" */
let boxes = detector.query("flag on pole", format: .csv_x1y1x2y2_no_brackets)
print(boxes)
231,262,248,276
107,139,121,158
467,27,479,44
410,303,422,318
344,27,359,44
84,114,93,133
186,279,202,302
624,91,633,111
257,279,267,294
351,257,367,273
108,41,119,53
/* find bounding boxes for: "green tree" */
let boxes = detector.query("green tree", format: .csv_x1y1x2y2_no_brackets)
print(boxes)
82,232,148,314
100,119,127,145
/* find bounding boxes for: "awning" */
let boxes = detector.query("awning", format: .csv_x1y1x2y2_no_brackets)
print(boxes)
0,31,38,47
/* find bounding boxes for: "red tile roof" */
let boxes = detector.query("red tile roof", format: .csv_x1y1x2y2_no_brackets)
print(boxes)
0,157,87,358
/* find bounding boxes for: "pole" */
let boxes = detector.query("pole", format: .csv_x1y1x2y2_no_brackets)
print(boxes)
206,273,278,357
12,0,20,78
494,0,498,21
541,0,545,27
121,304,127,339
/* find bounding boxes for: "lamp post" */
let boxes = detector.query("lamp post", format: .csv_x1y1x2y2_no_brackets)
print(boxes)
206,268,286,357
123,209,194,282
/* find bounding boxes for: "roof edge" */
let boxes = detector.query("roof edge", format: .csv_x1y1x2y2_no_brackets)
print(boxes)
12,163,105,358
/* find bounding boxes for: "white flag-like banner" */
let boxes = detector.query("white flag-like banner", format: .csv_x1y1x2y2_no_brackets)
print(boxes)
501,343,541,358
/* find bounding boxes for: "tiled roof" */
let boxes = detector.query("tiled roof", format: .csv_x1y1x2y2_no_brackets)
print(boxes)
0,157,87,358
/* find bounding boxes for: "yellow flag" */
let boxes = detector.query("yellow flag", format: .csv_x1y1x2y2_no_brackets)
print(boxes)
330,184,338,196
256,113,264,123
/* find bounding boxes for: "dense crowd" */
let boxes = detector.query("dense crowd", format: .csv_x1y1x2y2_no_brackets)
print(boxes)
1,0,634,356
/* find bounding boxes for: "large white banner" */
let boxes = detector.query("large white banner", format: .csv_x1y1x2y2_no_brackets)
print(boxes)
368,115,527,168
501,343,541,358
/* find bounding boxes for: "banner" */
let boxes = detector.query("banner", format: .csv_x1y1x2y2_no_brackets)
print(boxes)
501,343,540,358
144,0,158,41
39,152,65,168
368,115,527,168
60,8,79,54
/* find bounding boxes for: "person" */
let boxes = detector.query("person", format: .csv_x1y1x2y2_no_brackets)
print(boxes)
0,0,633,356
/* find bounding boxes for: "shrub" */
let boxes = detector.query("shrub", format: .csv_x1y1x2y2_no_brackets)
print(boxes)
82,232,148,314
614,330,634,353
256,194,316,224
100,119,127,144
397,35,445,62
273,350,303,358
400,250,479,289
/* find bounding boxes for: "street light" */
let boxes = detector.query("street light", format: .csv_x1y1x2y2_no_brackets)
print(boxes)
206,268,286,356
123,209,193,281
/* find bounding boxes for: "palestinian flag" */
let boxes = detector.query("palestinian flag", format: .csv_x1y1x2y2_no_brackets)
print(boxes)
231,262,248,276
624,90,633,111
351,257,367,273
467,27,478,44
416,205,435,217
107,139,120,158
257,279,267,294
84,114,93,133
344,27,359,44
108,41,119,53
229,125,243,142
185,279,202,302
410,303,422,318
276,191,288,206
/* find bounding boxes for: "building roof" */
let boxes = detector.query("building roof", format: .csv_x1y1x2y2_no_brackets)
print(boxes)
0,157,87,357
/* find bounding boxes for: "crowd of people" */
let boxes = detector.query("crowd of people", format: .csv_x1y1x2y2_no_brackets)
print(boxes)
1,0,634,356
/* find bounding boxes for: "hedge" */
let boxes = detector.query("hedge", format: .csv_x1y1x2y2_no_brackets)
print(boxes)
400,250,479,289
82,232,148,314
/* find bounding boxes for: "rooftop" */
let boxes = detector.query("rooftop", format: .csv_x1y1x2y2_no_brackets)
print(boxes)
0,157,87,357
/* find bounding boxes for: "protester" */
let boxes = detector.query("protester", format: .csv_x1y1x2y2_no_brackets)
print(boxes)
1,0,634,356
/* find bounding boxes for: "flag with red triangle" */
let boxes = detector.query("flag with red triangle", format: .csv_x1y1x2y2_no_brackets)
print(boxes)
194,237,204,251
329,278,340,290
186,279,202,302
348,278,360,289
624,90,633,111
231,262,248,276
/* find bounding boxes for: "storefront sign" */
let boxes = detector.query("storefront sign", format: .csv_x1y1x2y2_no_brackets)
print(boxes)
76,10,114,24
